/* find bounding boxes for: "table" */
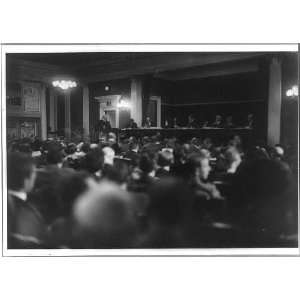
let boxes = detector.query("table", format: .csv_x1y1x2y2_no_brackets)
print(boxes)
119,127,254,146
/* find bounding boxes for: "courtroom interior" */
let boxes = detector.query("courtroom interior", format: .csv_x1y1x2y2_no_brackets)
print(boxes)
5,50,299,249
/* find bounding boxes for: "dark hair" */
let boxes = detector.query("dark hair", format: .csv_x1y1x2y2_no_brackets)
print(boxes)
59,171,90,217
230,158,296,234
31,138,42,151
81,148,104,174
81,143,90,154
235,158,293,202
147,178,192,226
157,151,172,167
128,136,138,150
139,153,154,174
65,143,77,155
7,152,35,190
46,149,63,165
102,161,129,184
17,143,32,154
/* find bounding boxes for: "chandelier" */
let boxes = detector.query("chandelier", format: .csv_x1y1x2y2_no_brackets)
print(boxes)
286,85,298,97
52,80,77,90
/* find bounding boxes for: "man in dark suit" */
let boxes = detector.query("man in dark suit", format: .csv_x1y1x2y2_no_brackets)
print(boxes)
127,118,138,129
143,117,152,128
96,115,112,139
212,114,224,128
155,150,174,178
187,114,198,128
7,152,48,248
124,137,140,167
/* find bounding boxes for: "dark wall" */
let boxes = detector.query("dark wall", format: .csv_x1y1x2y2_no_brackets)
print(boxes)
89,78,131,98
159,71,269,140
171,72,267,104
119,109,131,129
142,77,174,124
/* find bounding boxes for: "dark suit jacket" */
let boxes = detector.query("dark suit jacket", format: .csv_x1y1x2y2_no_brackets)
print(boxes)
7,193,48,248
124,150,140,166
128,121,138,128
96,120,112,133
187,120,198,128
155,168,170,178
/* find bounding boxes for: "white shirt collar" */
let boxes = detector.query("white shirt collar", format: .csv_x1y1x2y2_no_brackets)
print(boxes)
8,190,27,202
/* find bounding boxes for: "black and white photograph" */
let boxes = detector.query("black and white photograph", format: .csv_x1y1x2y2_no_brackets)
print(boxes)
2,45,299,255
1,1,300,299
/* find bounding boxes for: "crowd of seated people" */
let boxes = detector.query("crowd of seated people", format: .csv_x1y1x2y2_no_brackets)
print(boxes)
6,132,298,249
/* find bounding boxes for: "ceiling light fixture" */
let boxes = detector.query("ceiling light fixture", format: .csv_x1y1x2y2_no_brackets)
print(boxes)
52,80,77,90
117,99,130,108
286,85,298,97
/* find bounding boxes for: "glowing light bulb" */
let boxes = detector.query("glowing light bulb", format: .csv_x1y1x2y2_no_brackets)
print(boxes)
52,80,77,90
292,86,298,96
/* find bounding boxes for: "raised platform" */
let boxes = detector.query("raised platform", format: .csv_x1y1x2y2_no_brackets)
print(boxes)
119,127,254,145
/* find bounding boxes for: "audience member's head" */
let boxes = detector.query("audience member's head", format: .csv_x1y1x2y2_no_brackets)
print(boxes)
102,160,130,188
65,143,77,155
232,158,295,233
228,135,242,148
7,152,36,193
128,136,139,151
46,148,63,167
139,153,155,175
147,178,192,227
224,147,242,173
90,143,98,150
58,171,93,218
202,137,213,150
102,146,115,165
81,148,104,175
17,143,32,154
157,150,174,168
80,143,90,154
72,180,136,248
269,144,285,161
187,150,211,181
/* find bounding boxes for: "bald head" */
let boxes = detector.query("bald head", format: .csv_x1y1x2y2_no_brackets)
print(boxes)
72,181,136,248
102,146,115,165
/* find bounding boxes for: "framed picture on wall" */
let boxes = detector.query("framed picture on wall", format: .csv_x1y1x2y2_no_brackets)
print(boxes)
23,86,40,112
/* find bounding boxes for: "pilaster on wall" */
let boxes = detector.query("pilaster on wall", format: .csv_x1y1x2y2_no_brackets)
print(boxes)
65,92,71,139
267,57,282,146
130,78,143,127
83,86,90,139
49,88,57,132
40,85,47,140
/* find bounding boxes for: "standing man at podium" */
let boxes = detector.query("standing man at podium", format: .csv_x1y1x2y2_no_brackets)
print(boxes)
96,114,112,140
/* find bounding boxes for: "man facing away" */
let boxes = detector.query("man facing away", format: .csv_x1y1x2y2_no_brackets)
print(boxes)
7,152,48,248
